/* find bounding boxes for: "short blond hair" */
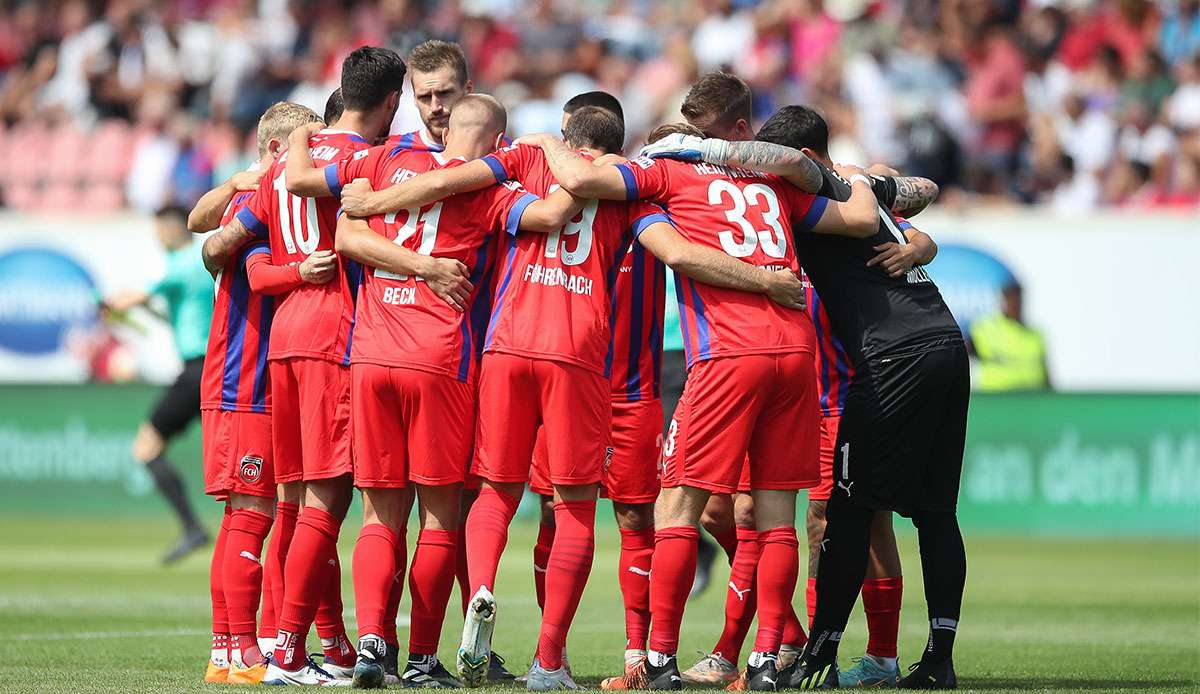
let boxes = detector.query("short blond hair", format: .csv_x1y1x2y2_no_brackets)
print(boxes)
256,102,322,157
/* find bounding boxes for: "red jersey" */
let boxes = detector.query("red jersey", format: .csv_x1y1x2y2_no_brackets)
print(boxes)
805,277,851,417
329,145,539,382
384,129,444,153
201,191,274,413
481,144,670,377
609,241,666,401
236,129,371,365
614,156,818,367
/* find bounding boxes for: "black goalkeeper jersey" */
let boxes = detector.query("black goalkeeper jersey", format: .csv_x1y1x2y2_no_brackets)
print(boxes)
794,165,962,367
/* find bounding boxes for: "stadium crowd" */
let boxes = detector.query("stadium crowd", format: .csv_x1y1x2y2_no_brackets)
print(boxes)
1,0,1199,214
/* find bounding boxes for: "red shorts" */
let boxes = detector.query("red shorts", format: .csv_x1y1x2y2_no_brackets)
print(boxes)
529,399,661,503
351,363,473,488
202,409,275,499
270,357,352,483
662,352,819,494
808,414,841,501
474,353,610,488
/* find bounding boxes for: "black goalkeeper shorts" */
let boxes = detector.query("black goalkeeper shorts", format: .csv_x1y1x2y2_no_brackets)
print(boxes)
832,338,970,516
148,356,204,440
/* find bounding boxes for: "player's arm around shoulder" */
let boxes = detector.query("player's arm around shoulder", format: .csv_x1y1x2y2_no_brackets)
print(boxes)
514,133,629,200
635,216,804,309
188,170,263,233
802,165,879,238
342,158,500,218
283,123,333,197
202,216,256,275
334,214,473,312
517,187,587,233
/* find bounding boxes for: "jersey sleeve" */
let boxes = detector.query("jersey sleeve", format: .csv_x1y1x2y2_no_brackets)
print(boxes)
236,184,272,240
243,243,303,295
774,179,827,234
612,156,673,202
324,146,378,196
871,175,898,209
481,143,540,183
629,201,673,239
489,181,541,235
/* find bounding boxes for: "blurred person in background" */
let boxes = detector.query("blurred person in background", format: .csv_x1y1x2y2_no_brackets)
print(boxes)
968,281,1051,392
105,204,213,563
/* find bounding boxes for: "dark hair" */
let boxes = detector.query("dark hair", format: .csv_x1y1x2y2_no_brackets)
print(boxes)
755,105,830,158
646,122,704,144
564,91,625,126
563,106,625,155
681,72,752,133
340,46,407,111
154,205,188,225
323,87,344,124
407,40,469,84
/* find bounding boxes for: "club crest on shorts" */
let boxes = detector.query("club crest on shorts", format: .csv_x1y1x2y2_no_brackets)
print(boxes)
239,455,264,483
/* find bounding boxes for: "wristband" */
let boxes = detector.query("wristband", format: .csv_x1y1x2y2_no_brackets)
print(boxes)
700,137,730,166
848,174,872,187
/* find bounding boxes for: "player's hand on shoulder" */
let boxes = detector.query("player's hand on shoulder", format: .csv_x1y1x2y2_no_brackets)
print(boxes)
867,242,917,278
290,122,323,143
765,269,806,310
299,250,338,284
419,257,474,312
340,178,377,217
867,163,900,177
637,133,705,162
834,163,869,180
230,168,266,192
513,133,559,148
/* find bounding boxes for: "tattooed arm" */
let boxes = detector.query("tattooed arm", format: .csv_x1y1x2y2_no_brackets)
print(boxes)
639,134,824,193
187,169,264,232
201,217,256,274
890,176,940,217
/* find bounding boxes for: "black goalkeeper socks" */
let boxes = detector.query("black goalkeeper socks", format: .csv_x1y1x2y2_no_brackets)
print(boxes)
913,510,966,663
807,496,874,664
146,455,201,531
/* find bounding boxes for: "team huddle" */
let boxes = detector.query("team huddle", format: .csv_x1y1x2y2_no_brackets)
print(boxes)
193,40,969,691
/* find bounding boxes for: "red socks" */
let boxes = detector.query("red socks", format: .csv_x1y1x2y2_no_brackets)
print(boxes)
533,520,555,612
712,526,759,663
384,531,408,647
464,486,521,595
806,576,817,628
752,527,800,654
274,506,342,670
617,527,654,652
259,572,277,641
352,523,399,641
210,505,232,642
224,508,274,640
266,501,299,631
648,525,699,654
862,577,903,659
316,557,355,667
409,529,460,655
536,500,596,670
711,524,738,564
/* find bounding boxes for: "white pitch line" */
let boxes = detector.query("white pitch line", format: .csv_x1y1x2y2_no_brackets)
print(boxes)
12,628,210,642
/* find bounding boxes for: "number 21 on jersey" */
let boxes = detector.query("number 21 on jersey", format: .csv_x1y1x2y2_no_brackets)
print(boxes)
375,203,443,280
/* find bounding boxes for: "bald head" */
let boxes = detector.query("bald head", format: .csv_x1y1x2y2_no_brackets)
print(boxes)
443,94,508,159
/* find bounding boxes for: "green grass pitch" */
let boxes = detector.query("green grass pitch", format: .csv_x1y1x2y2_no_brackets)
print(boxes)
0,512,1196,693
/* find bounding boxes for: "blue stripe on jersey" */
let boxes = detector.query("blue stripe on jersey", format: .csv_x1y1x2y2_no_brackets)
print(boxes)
673,270,693,368
505,193,539,236
221,268,250,406
396,133,415,149
809,289,833,414
485,234,521,348
324,164,343,197
250,295,274,413
482,155,508,182
631,212,671,238
469,236,499,361
624,244,647,400
797,196,829,233
687,278,712,362
602,231,633,380
457,235,495,382
341,260,364,366
236,206,269,239
615,164,639,201
649,257,664,398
